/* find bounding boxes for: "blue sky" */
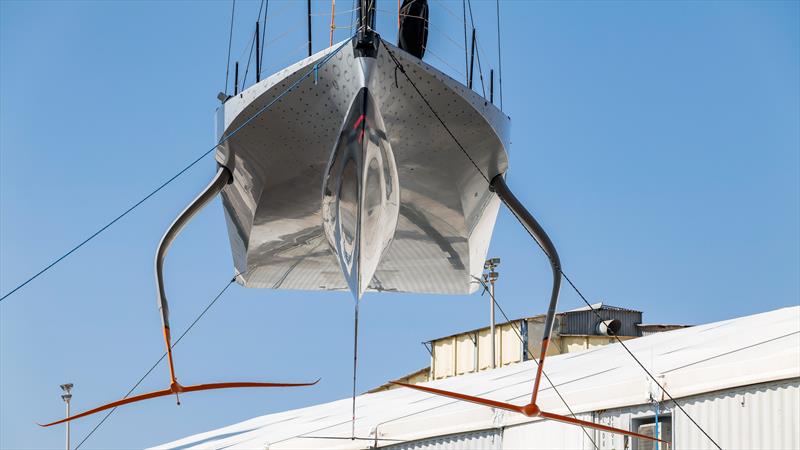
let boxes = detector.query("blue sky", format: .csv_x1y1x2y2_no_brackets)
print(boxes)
1,1,798,448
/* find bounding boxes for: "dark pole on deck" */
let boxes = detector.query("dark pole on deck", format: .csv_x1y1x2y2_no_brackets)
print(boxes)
490,69,494,104
468,28,476,89
234,62,239,95
255,22,261,82
307,0,312,56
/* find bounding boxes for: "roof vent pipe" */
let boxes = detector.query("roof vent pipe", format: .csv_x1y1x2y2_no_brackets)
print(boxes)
597,319,621,336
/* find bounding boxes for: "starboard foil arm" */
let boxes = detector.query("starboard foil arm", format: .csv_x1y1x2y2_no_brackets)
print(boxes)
393,175,662,444
489,173,561,406
40,165,318,427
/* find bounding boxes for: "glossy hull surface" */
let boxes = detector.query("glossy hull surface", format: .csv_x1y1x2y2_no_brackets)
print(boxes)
215,38,510,295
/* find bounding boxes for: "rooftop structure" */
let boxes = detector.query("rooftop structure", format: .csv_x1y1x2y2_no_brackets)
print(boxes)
370,303,687,391
153,306,800,450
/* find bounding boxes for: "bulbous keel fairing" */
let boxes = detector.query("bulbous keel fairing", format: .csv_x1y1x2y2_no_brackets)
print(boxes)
323,88,400,298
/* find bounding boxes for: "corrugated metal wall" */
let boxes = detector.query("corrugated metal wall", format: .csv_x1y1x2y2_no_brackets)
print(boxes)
585,378,799,449
559,309,642,337
385,429,502,450
502,413,596,449
673,378,799,450
382,379,799,450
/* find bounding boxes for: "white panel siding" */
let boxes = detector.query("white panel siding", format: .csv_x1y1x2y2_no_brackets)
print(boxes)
498,379,799,450
674,378,800,450
154,307,800,450
385,429,501,450
502,414,594,450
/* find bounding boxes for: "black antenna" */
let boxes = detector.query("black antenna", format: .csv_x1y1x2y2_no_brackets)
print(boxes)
307,0,312,57
468,28,476,89
255,22,261,82
490,69,494,104
463,0,468,85
234,62,239,95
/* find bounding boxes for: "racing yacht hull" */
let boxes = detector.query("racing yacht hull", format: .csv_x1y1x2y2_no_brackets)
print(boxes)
215,36,510,297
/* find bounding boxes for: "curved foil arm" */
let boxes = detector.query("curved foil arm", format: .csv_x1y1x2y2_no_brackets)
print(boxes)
390,381,666,444
489,174,561,406
156,165,231,385
41,166,318,427
392,176,663,444
39,380,319,427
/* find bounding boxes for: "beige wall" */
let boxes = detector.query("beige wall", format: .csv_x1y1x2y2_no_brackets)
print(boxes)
455,334,475,375
433,321,525,379
431,317,636,381
560,335,635,353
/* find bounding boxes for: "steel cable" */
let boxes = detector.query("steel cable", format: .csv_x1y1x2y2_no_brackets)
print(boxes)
224,0,237,94
0,36,354,303
472,277,599,449
382,37,721,449
74,276,238,449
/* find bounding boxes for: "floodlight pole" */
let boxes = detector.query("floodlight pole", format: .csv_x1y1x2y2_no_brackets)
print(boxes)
484,258,500,369
60,383,73,450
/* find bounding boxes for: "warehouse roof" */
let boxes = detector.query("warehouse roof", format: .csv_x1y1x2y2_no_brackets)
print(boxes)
153,306,800,449
424,302,639,342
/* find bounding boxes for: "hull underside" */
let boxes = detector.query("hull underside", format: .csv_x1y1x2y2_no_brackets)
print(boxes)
216,38,510,295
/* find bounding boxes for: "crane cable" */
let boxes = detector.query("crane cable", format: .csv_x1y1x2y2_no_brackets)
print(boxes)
242,0,268,90
465,0,486,98
74,275,238,449
261,0,269,68
224,0,237,95
472,277,599,450
0,35,355,304
381,39,722,450
350,299,360,440
495,0,502,110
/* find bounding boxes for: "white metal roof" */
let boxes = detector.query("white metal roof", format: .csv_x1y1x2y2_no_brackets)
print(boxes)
152,306,800,449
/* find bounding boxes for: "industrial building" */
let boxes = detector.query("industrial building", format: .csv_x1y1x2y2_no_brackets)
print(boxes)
368,303,689,390
153,306,800,449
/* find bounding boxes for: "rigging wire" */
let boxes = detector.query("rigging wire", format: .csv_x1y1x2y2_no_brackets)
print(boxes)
311,7,358,16
0,36,355,304
232,0,290,68
462,0,468,84
224,0,237,94
382,42,489,184
472,277,599,450
74,276,239,449
241,0,268,90
392,11,465,51
558,271,723,450
381,38,722,450
299,436,404,442
350,0,357,33
495,0,502,110
242,25,257,90
242,22,261,90
268,39,316,74
241,0,267,89
423,46,467,79
431,0,462,23
0,149,214,303
264,24,307,49
473,36,487,98
261,0,269,66
350,299,360,440
465,0,486,98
